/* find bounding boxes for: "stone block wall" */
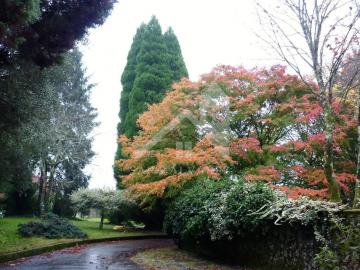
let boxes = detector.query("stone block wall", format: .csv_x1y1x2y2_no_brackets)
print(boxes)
180,211,360,270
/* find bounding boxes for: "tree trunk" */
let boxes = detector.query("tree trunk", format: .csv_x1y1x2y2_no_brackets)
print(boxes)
44,165,55,212
353,93,360,208
38,161,47,216
323,104,341,202
38,176,44,216
99,210,104,230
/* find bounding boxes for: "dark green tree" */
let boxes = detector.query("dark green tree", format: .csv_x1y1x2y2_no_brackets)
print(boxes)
0,0,115,67
123,16,172,137
0,49,97,215
114,16,188,185
0,1,115,193
114,24,146,188
0,0,111,215
117,24,146,136
0,61,45,214
164,27,188,81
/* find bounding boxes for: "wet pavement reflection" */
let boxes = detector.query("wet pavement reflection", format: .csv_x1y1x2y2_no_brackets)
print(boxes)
0,239,174,270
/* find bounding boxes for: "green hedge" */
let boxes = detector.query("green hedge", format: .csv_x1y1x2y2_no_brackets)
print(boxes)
164,178,276,242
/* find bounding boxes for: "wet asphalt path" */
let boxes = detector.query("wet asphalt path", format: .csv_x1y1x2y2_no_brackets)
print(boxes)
0,239,174,270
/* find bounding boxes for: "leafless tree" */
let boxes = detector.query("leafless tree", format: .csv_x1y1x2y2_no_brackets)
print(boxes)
257,0,360,202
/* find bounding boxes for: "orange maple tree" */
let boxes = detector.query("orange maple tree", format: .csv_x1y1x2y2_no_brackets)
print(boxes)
116,78,232,197
116,66,357,200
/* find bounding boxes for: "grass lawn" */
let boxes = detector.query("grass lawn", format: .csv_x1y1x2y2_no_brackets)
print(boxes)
0,217,163,254
132,247,254,270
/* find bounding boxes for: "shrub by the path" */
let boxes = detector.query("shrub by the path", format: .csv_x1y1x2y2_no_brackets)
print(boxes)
164,178,276,242
18,213,87,239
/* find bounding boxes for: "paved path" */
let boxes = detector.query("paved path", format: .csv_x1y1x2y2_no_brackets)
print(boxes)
0,239,174,270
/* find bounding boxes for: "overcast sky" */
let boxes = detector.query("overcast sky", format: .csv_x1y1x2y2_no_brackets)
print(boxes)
80,0,281,188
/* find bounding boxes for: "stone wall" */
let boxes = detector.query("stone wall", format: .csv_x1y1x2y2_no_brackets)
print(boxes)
181,223,318,270
179,211,360,270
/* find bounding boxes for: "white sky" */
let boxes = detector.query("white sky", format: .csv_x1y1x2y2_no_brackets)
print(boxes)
81,0,282,188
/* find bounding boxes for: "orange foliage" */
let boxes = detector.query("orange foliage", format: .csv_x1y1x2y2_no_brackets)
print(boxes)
245,166,281,182
116,76,233,197
116,65,357,200
121,135,232,197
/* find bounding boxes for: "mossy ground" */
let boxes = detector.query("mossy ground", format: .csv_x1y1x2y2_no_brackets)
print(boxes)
132,246,254,270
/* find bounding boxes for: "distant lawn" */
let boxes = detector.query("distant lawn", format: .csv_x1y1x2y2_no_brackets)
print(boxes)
81,217,110,223
0,216,163,254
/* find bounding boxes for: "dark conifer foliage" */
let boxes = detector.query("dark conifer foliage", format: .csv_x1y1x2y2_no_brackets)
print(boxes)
0,0,116,67
118,24,147,136
164,27,188,81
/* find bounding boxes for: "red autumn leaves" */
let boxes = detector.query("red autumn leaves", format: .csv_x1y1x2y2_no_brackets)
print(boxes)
116,65,357,200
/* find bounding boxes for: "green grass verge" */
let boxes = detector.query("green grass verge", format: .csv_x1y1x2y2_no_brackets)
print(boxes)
132,247,253,270
0,217,163,255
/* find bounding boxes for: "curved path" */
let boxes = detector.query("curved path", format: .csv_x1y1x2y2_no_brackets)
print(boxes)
0,239,174,270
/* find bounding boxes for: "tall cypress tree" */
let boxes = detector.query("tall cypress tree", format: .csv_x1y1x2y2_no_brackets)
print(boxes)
117,24,146,136
114,16,188,185
164,27,188,81
124,17,171,137
113,25,145,186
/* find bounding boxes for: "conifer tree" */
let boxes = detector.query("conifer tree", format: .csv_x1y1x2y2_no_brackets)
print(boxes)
114,16,188,185
164,27,188,81
117,24,146,136
114,25,146,186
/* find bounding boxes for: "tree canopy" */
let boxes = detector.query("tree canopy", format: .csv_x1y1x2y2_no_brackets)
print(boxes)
0,0,116,67
70,188,128,229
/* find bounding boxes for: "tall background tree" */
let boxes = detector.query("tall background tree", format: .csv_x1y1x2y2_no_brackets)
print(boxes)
114,16,188,187
0,49,97,216
0,0,114,162
35,49,97,215
0,0,115,215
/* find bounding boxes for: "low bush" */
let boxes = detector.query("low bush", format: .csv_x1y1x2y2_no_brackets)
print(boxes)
18,213,87,239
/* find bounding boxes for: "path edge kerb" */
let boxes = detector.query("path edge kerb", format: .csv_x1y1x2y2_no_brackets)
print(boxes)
0,234,170,263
